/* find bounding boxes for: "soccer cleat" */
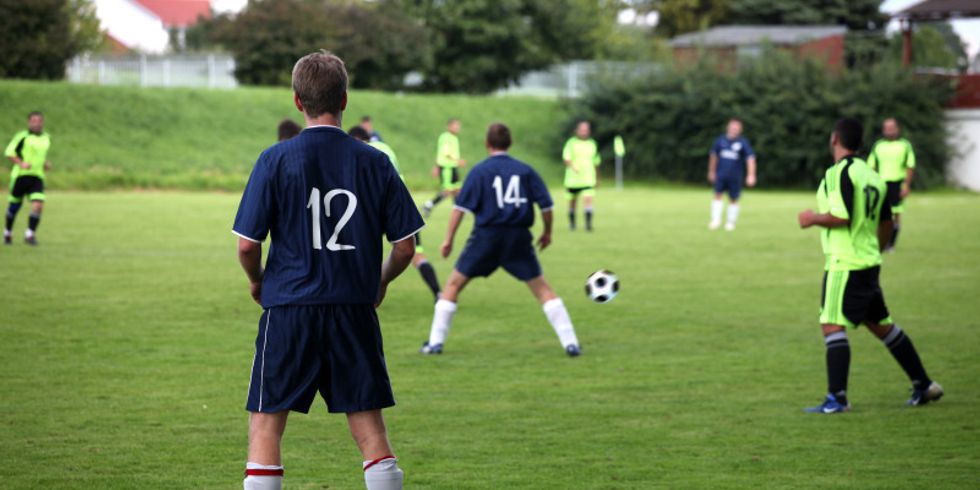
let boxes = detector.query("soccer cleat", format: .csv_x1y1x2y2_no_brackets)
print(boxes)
565,344,581,357
419,341,443,355
422,201,434,218
3,232,10,245
908,381,944,406
804,394,851,414
724,223,736,231
708,220,721,230
24,235,37,246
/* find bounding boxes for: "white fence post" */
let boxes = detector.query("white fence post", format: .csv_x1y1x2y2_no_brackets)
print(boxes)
98,60,105,84
139,54,147,87
208,54,216,89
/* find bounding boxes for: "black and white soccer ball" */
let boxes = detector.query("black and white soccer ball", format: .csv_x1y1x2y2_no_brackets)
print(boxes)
585,270,619,304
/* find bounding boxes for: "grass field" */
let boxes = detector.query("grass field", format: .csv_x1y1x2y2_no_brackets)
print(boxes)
0,80,565,191
0,188,978,489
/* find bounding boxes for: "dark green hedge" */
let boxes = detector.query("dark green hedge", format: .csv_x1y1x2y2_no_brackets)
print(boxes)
568,51,954,188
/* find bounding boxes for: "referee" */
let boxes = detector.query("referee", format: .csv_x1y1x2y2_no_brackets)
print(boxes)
4,111,52,246
867,118,915,251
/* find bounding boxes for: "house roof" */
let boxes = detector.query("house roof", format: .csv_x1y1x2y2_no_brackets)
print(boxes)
896,0,980,20
670,25,847,48
133,0,211,28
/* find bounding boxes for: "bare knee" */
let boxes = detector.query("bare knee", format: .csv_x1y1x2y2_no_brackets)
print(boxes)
864,322,894,340
821,324,845,336
30,201,43,214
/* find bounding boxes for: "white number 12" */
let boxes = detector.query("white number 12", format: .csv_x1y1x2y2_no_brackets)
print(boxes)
492,175,527,209
307,187,357,251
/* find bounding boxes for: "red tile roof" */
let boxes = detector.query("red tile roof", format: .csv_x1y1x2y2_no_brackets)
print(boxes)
133,0,212,28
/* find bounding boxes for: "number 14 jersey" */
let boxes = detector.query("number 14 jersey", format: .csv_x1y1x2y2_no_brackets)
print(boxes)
233,126,425,307
454,153,553,228
816,155,892,272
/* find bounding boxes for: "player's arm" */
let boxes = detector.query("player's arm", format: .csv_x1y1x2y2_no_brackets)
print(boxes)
237,238,263,305
800,169,852,229
5,135,28,169
901,143,916,198
562,139,576,171
798,211,848,229
538,208,553,251
376,237,415,308
746,156,757,186
707,153,718,183
440,208,465,259
877,202,894,252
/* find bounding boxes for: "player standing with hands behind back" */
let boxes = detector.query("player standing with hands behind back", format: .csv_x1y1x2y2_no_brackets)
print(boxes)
562,121,601,231
708,118,757,231
867,118,916,251
233,51,423,490
4,111,52,246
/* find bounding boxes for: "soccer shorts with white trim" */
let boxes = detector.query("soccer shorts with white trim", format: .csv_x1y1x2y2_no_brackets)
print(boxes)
820,266,893,328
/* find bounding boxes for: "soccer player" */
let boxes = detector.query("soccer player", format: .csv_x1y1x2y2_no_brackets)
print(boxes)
562,120,600,231
798,117,942,414
4,111,52,246
867,118,915,251
707,118,757,231
277,119,301,141
420,123,582,357
359,115,383,142
422,118,465,217
348,125,442,300
233,52,423,490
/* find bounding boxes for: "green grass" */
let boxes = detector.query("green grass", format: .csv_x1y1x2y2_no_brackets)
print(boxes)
0,80,565,190
0,188,978,488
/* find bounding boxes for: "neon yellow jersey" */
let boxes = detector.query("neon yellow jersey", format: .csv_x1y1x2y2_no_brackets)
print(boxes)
369,141,402,180
816,156,889,271
867,138,915,182
436,131,460,168
562,137,600,188
5,130,50,180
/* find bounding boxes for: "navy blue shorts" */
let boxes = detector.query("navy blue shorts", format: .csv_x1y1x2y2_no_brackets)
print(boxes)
455,226,542,281
246,304,395,414
714,174,742,200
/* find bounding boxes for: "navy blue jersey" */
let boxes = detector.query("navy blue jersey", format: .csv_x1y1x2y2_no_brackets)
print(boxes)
233,126,424,307
454,153,553,228
710,135,754,177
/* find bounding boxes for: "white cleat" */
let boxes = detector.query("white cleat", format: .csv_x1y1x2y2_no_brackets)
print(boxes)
708,220,721,230
724,223,736,231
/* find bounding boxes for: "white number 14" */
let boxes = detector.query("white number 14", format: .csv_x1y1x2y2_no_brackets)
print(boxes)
307,187,357,251
492,175,527,209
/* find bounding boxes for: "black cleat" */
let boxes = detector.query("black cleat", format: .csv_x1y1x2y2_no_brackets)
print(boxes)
3,234,10,245
908,381,944,406
24,235,37,246
565,344,581,357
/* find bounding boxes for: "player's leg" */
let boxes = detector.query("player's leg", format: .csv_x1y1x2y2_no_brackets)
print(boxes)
567,190,577,231
4,178,26,244
526,275,581,356
709,181,725,230
806,271,854,413
245,411,288,490
25,198,43,245
884,182,903,251
421,269,472,353
582,192,595,232
348,410,403,490
724,179,741,231
412,234,440,300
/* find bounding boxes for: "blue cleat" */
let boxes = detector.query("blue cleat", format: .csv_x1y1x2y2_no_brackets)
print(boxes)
804,394,851,414
565,344,581,357
908,381,944,406
419,342,442,355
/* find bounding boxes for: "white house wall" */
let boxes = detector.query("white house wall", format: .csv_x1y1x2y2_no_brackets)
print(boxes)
94,0,170,53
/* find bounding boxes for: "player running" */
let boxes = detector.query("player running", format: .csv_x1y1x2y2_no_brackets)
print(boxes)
422,118,465,217
348,125,442,300
798,117,942,414
562,120,601,231
708,118,757,231
867,118,916,251
4,111,52,246
233,52,423,490
420,123,582,357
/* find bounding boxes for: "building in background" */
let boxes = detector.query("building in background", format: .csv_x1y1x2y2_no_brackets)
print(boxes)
670,25,847,71
95,0,212,54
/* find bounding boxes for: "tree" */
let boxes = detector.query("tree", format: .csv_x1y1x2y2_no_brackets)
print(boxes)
725,0,886,30
655,0,730,37
0,0,104,79
889,23,968,70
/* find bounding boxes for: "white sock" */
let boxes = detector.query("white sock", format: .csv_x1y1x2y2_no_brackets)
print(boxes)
24,228,34,238
429,299,457,346
543,298,579,348
727,204,740,225
363,456,403,490
244,462,283,490
710,199,723,223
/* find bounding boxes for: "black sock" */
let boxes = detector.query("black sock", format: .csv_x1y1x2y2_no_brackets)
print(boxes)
881,325,931,389
417,261,440,298
430,193,444,206
585,208,593,230
569,210,576,229
5,203,21,232
28,213,40,232
889,223,900,249
825,331,850,403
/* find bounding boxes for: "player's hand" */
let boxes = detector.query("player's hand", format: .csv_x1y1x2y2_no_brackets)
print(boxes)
249,281,262,305
900,185,911,199
537,232,552,251
19,161,30,170
440,240,453,259
707,171,716,184
430,166,440,179
746,175,756,187
798,210,816,229
374,283,388,309
459,159,467,167
44,161,52,170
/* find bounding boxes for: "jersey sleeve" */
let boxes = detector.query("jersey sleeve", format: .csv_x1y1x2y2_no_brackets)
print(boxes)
562,138,573,162
829,166,854,221
592,141,601,166
867,144,878,171
453,169,480,214
528,169,553,211
232,154,276,243
905,140,916,169
4,132,25,158
382,159,425,243
742,138,755,158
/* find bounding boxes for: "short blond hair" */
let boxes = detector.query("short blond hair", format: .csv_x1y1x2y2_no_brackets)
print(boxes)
292,50,348,118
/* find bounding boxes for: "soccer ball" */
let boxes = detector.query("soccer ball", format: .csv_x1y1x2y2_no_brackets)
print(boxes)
585,270,619,303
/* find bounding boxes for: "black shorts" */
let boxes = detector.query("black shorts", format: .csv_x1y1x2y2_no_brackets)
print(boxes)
9,175,45,203
820,266,893,328
885,181,903,209
246,304,394,414
456,227,542,281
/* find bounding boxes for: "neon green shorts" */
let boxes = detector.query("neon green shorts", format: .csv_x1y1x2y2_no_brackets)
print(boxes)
820,267,893,328
440,166,461,191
